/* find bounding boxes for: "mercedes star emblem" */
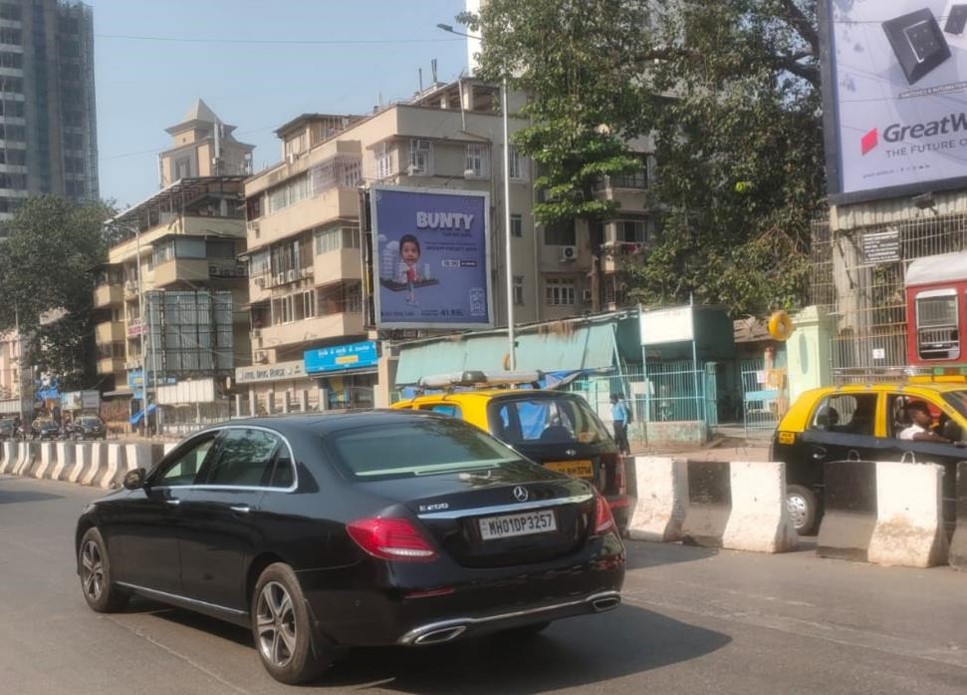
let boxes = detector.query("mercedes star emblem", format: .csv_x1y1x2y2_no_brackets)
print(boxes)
565,449,577,457
513,485,529,502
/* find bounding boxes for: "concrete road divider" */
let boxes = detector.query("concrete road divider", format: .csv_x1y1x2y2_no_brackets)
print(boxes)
818,460,948,568
33,442,54,479
0,441,14,474
67,443,91,484
817,461,878,562
125,443,152,479
867,461,947,569
949,462,967,570
151,443,168,467
10,442,27,475
81,442,105,486
16,442,39,477
681,461,732,547
721,461,798,553
628,457,688,542
99,443,126,489
52,442,74,481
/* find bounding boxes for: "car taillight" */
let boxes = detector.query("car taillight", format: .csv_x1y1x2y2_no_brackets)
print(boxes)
593,491,616,536
346,517,439,562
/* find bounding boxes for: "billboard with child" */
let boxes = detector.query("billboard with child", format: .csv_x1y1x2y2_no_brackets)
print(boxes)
370,186,492,329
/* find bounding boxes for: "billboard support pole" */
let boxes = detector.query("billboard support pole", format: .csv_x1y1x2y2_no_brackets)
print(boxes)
502,76,516,370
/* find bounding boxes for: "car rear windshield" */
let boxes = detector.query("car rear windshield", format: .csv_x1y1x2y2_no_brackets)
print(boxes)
77,417,101,426
327,418,519,480
489,395,610,445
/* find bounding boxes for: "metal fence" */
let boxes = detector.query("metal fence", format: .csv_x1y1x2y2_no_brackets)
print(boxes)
566,362,717,434
810,211,967,380
739,358,789,434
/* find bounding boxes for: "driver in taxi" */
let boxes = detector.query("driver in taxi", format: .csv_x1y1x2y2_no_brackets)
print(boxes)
898,401,952,443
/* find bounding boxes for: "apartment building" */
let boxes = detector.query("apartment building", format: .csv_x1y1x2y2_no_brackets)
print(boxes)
240,78,606,410
92,102,253,422
0,0,98,220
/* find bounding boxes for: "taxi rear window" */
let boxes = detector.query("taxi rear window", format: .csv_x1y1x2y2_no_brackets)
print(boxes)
489,395,609,445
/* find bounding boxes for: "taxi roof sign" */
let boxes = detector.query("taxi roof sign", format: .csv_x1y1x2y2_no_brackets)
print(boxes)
418,370,542,390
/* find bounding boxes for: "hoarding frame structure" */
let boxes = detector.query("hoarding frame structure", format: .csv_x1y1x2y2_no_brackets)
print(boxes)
820,0,967,205
369,185,494,330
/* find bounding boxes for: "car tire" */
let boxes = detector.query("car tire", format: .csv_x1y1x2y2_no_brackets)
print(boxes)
252,563,333,685
786,485,818,536
78,527,129,613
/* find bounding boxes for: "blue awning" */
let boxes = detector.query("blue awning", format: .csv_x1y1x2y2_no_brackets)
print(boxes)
395,323,616,386
129,403,157,425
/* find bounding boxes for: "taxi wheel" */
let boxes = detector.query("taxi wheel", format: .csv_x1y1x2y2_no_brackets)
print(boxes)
786,485,817,536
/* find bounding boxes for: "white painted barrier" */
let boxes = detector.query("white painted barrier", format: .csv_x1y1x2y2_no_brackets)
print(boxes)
68,443,91,484
628,457,688,542
867,461,947,569
33,442,54,479
721,461,798,553
14,443,34,476
125,443,152,477
98,443,125,489
81,442,105,486
52,442,74,481
0,441,14,475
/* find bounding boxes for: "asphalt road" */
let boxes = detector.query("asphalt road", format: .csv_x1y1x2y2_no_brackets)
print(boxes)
3,474,967,694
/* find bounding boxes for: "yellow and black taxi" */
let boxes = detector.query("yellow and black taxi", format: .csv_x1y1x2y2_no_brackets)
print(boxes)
393,372,631,534
772,370,967,534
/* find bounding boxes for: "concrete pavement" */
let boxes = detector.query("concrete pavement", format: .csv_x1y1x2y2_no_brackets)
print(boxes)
2,474,966,694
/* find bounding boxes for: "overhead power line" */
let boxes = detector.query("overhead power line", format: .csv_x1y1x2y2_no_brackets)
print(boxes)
95,33,461,46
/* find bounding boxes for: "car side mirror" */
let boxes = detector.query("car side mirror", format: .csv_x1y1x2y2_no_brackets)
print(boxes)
943,419,964,443
123,468,147,490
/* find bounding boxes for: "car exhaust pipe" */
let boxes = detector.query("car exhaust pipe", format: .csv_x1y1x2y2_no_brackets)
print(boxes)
412,625,467,645
591,595,620,612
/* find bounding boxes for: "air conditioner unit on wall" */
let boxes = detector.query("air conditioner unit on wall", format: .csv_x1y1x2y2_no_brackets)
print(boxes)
286,269,297,282
254,350,268,364
559,245,577,262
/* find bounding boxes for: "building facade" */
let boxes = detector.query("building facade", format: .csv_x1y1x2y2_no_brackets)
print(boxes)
92,102,253,427
0,0,98,220
240,79,619,411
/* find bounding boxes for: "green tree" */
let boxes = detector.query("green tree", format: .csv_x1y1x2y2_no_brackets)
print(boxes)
464,0,825,316
0,196,114,390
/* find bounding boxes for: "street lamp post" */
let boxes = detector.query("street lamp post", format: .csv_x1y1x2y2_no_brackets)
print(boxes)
437,23,516,370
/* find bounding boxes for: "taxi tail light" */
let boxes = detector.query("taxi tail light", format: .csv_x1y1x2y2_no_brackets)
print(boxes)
346,518,439,562
593,491,617,536
600,453,626,496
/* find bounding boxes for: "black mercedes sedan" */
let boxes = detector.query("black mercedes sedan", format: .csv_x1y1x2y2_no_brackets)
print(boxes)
75,411,625,684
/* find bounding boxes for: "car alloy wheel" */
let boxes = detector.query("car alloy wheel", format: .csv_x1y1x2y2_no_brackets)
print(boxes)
786,494,808,529
256,581,297,669
80,538,104,602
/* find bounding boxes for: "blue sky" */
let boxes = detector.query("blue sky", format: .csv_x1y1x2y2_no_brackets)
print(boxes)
91,0,470,208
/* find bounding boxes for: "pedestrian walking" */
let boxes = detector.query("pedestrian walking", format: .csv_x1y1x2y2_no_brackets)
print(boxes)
610,393,630,455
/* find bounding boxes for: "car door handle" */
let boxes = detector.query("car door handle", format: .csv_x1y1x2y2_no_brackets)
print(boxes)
165,498,181,507
230,505,250,514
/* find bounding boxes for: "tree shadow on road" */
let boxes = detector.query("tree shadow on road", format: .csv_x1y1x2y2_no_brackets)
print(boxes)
0,477,62,504
320,604,730,693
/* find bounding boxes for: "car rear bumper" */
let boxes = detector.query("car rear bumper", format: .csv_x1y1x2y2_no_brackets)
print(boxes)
398,589,621,645
296,534,625,647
